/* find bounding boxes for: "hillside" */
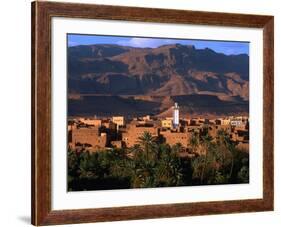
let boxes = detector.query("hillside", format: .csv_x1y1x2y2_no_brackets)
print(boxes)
67,43,249,117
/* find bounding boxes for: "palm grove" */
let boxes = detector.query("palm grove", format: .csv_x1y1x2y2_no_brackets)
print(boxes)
68,128,249,191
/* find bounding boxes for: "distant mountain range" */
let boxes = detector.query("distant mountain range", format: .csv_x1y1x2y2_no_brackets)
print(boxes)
68,43,249,117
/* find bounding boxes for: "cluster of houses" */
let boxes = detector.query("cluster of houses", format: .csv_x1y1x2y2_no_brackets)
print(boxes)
68,104,249,154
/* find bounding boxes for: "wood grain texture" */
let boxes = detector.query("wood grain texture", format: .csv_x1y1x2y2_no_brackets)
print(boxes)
32,1,52,225
262,17,274,210
31,1,274,226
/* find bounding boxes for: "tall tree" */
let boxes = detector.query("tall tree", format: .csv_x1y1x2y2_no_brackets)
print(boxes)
137,131,156,160
190,131,200,154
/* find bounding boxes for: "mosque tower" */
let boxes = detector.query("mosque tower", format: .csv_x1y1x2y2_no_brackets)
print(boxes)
173,102,179,128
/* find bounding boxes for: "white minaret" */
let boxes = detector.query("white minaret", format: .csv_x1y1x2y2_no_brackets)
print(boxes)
173,102,179,128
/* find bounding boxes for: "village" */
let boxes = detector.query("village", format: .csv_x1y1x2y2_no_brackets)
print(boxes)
68,103,249,155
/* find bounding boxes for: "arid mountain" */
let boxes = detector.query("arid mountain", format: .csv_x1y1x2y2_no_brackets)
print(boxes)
68,43,249,117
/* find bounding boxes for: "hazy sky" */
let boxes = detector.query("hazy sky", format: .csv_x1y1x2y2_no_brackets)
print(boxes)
68,34,249,55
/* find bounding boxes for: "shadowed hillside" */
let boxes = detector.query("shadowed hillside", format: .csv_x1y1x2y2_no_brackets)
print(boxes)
68,43,249,117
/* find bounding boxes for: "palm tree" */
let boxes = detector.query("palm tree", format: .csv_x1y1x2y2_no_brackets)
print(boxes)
189,131,199,154
154,145,182,187
137,131,156,160
129,144,142,159
216,129,234,180
227,143,235,180
200,133,213,183
172,142,183,153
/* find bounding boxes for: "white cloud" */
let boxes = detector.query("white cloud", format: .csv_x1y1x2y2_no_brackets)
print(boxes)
68,41,79,46
117,37,177,48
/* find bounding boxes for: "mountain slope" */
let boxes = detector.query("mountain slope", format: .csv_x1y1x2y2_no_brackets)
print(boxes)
68,44,249,97
67,43,249,117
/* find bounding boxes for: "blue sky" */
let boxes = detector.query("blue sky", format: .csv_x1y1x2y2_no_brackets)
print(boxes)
68,34,249,55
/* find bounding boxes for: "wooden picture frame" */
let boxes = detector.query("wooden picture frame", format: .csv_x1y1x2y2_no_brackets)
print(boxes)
31,1,274,226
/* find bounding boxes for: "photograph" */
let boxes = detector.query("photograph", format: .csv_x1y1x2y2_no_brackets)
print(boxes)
67,34,250,191
30,1,274,225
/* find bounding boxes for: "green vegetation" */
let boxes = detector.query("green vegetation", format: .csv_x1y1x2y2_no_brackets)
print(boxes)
68,130,249,191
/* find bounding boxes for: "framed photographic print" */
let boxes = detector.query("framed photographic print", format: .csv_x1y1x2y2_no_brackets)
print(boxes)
31,1,274,226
